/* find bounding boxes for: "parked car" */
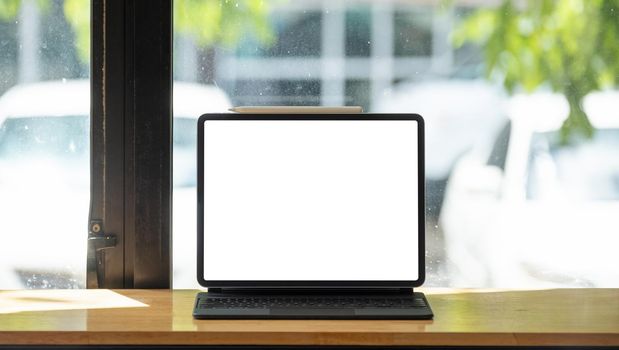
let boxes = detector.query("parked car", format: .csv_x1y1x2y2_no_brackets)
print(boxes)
373,79,507,216
440,90,619,287
0,80,231,288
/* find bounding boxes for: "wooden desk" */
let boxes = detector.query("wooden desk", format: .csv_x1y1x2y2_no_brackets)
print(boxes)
0,289,618,347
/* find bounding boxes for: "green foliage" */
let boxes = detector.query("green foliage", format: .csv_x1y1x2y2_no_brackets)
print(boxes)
453,0,619,142
63,0,89,64
0,0,20,20
2,0,274,68
175,0,274,47
0,0,87,64
0,0,50,21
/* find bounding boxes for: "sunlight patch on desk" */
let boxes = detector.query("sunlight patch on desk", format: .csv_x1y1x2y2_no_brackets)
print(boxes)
0,289,148,314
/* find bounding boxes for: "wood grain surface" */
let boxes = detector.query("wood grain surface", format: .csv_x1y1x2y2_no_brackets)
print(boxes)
0,288,618,346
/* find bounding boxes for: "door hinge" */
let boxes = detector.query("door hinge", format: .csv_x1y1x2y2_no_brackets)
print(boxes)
87,219,117,288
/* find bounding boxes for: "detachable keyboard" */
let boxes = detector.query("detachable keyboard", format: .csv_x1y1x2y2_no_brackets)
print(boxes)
193,292,434,319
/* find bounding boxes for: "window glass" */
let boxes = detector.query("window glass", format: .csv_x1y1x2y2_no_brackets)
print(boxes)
265,11,322,58
344,79,370,112
345,7,370,57
486,121,511,171
0,0,89,289
527,129,619,201
173,0,619,288
393,8,432,57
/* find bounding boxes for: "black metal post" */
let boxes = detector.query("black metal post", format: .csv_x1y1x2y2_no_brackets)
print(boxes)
89,0,172,288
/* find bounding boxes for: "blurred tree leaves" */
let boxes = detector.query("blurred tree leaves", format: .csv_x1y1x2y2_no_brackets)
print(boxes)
0,0,20,21
0,0,49,20
175,0,274,47
453,0,619,141
63,0,89,63
1,0,274,67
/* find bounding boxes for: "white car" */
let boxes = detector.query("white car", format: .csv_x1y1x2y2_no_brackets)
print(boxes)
0,80,231,289
440,90,619,287
373,79,507,216
373,79,507,180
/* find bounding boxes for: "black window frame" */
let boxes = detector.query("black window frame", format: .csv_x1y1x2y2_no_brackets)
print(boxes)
88,0,173,288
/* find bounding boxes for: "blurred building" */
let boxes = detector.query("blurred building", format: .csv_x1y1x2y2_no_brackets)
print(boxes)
174,0,484,111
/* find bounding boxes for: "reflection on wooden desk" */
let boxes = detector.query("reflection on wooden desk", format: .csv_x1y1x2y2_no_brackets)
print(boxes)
0,288,617,346
0,289,147,315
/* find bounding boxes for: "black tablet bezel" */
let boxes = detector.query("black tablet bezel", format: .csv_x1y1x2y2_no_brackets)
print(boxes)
196,113,425,288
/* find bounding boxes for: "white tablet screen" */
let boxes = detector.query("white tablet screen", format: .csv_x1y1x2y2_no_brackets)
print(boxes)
202,120,419,281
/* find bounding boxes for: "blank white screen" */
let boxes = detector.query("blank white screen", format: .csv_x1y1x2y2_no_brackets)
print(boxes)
203,120,419,280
